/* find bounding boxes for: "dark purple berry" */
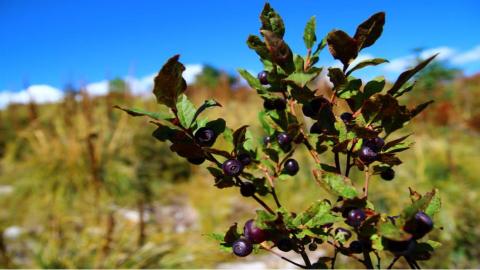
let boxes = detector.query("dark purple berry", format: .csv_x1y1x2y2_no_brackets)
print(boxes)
347,209,366,227
335,228,352,240
237,153,252,166
244,219,267,244
187,156,205,165
403,211,434,239
240,182,256,197
301,236,312,245
340,112,354,124
194,127,216,147
222,159,244,177
274,99,287,110
365,137,385,152
277,132,292,146
349,240,363,254
276,238,293,252
258,71,269,85
263,99,276,110
263,136,271,145
381,167,395,181
359,146,378,164
232,238,253,257
283,159,299,176
308,243,317,251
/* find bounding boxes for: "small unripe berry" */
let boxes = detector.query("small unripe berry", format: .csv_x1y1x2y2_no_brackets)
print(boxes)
187,156,205,165
222,159,244,177
244,219,267,244
232,238,253,257
381,167,395,181
276,238,293,252
277,132,292,146
359,146,378,164
240,182,256,197
258,71,269,85
403,211,434,239
346,209,366,227
308,243,317,251
194,127,217,147
283,159,299,176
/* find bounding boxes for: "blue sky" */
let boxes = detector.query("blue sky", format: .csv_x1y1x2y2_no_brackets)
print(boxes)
1,0,480,96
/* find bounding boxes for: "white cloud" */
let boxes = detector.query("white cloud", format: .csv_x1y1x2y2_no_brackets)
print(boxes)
0,85,63,109
420,46,456,61
451,45,480,65
85,80,109,96
383,55,414,73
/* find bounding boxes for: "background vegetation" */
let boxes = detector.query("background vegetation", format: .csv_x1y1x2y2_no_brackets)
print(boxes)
0,58,479,268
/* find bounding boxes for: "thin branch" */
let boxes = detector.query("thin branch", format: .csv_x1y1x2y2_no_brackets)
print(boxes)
334,152,341,174
260,243,306,269
364,166,371,198
252,194,275,215
363,249,374,269
271,188,282,208
405,256,417,269
291,234,312,268
387,256,400,269
331,250,338,269
374,251,381,269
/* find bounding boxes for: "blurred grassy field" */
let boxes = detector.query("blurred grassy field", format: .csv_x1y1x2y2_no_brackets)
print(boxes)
0,71,479,268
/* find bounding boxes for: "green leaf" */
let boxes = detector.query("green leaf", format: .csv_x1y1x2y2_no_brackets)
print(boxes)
114,106,171,121
411,100,434,118
292,200,331,227
383,134,411,150
283,69,321,88
175,94,196,128
243,129,255,152
255,210,277,230
191,99,222,124
262,30,294,74
346,58,388,76
354,12,385,49
425,190,441,218
326,30,358,66
152,124,178,142
238,68,267,93
364,76,386,98
303,16,316,50
260,3,285,38
205,118,226,136
402,189,439,220
370,234,384,251
233,125,249,152
378,221,412,241
259,111,275,135
153,54,187,108
388,54,438,95
426,240,442,249
247,35,271,61
316,171,358,199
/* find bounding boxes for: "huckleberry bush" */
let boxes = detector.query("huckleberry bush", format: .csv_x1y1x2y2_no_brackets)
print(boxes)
117,4,442,269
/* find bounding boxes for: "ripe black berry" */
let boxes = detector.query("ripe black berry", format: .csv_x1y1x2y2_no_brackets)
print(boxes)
187,156,205,165
381,167,395,181
310,122,322,134
222,159,244,177
403,211,434,239
346,209,366,227
240,182,256,197
194,127,216,147
232,238,253,257
244,219,267,244
334,228,352,240
349,240,363,254
283,159,299,176
308,243,317,251
340,112,354,124
276,238,293,252
274,98,287,110
365,137,385,152
237,153,252,166
258,70,269,85
263,99,276,110
277,132,292,146
359,146,378,164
